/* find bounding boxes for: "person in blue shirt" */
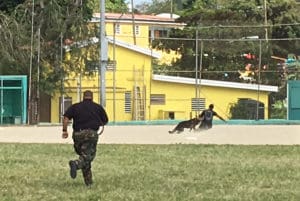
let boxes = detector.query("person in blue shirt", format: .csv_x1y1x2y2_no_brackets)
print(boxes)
198,104,226,130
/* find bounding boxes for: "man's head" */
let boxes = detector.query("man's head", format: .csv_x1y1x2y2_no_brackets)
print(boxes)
83,90,93,100
209,104,214,109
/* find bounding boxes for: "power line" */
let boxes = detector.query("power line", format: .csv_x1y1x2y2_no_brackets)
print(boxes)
188,22,300,29
152,37,300,42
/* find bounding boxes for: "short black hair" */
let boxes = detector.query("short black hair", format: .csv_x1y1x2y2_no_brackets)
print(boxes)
209,104,214,109
83,90,93,99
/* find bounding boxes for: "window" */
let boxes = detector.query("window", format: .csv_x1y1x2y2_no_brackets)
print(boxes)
191,98,205,111
135,25,140,35
124,91,131,113
115,23,121,34
107,60,116,71
150,94,165,105
85,60,99,72
59,97,72,123
2,80,21,87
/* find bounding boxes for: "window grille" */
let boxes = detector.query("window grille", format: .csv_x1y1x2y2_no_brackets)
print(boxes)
115,23,121,34
125,91,131,113
150,94,165,105
107,60,116,71
135,25,140,35
191,98,205,111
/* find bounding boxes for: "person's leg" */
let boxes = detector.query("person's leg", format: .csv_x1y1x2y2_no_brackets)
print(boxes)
71,130,99,186
198,121,209,131
82,164,92,186
69,133,83,179
198,121,205,130
78,138,98,186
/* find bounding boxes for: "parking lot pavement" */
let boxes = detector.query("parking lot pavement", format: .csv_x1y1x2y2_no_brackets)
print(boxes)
0,124,300,145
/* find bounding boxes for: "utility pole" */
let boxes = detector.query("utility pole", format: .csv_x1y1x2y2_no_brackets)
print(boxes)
130,0,137,45
195,29,199,115
264,0,268,41
99,0,108,107
170,0,173,19
256,40,262,120
28,0,35,124
36,27,41,124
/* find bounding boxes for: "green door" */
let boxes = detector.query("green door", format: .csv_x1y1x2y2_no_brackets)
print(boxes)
0,76,27,124
287,80,300,120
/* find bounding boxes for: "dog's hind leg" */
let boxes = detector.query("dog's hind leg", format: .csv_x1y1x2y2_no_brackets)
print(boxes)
191,123,197,132
170,122,183,134
189,123,196,132
169,125,178,134
176,127,184,134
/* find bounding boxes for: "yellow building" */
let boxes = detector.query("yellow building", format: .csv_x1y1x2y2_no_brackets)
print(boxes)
150,75,278,120
49,36,278,123
92,13,183,65
50,37,160,123
91,13,185,48
46,13,278,123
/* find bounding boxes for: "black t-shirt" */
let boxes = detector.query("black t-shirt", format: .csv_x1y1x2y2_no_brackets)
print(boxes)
63,99,108,132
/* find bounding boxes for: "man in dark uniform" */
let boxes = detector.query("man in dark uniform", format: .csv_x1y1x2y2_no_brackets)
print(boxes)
62,90,108,186
198,104,226,130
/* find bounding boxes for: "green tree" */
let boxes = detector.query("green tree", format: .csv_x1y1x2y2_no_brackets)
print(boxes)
0,0,25,13
92,0,128,13
136,0,178,14
0,0,129,93
0,0,95,92
153,0,300,84
0,0,99,123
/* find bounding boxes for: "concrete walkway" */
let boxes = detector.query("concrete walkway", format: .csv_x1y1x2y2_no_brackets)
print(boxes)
0,124,300,145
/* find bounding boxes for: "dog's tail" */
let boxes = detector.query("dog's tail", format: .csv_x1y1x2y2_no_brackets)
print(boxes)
168,130,175,134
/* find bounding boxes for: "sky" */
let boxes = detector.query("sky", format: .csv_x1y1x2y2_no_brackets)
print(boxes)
131,0,152,6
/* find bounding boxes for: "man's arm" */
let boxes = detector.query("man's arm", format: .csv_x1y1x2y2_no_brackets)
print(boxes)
216,114,226,122
199,111,205,120
62,116,70,139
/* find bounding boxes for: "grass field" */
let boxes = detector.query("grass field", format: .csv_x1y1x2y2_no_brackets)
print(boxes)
1,143,300,201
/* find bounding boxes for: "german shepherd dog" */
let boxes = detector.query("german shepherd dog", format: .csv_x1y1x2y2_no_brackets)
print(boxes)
168,117,201,134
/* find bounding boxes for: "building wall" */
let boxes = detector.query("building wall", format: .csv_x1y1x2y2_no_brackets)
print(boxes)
105,22,150,48
50,43,153,123
48,14,274,123
149,80,270,120
50,36,272,123
51,73,271,123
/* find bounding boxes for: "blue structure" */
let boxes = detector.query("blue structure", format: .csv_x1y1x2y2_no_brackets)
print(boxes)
0,75,27,124
287,80,300,120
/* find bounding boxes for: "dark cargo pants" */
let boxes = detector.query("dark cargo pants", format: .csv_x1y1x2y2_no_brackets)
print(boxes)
72,129,99,185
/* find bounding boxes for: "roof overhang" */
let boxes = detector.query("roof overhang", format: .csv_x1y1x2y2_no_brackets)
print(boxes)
106,37,161,59
64,37,161,59
92,13,186,28
152,74,278,92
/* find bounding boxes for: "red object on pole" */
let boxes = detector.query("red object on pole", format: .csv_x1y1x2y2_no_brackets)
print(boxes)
244,53,255,59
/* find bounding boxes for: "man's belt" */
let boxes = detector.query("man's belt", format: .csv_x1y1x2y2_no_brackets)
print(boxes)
76,127,104,135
